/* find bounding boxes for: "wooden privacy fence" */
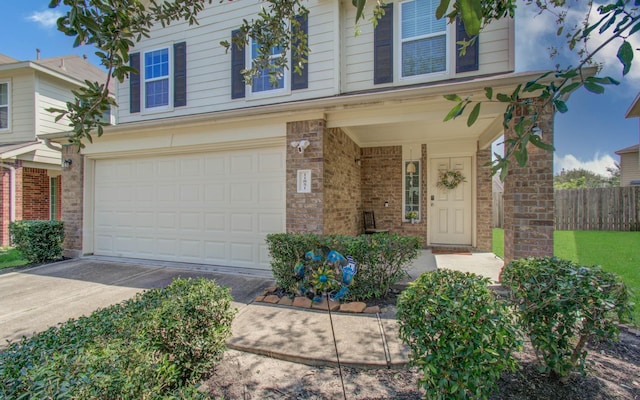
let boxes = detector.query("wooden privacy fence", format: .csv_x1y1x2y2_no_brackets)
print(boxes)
493,186,640,231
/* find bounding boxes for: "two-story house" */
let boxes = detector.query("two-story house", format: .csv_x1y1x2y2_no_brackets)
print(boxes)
0,53,109,246
616,93,640,186
51,0,557,269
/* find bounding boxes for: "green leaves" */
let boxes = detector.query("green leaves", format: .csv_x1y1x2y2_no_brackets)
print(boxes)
502,257,632,378
617,40,634,76
397,269,521,400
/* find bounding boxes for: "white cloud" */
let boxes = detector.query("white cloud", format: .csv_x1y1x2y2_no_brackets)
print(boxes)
515,1,640,85
28,10,63,29
554,153,617,175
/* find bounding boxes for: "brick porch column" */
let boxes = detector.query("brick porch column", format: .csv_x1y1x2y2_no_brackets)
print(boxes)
286,119,325,234
476,147,492,251
503,100,554,264
61,145,84,258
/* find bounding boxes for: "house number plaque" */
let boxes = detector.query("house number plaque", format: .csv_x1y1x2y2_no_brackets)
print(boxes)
297,169,311,193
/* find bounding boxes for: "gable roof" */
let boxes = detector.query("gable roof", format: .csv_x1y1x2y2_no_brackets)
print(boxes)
0,54,18,65
615,144,640,155
626,93,640,118
0,53,112,93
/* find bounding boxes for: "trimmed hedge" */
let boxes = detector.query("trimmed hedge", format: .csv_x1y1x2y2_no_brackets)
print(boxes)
0,278,235,399
266,233,420,301
501,257,632,380
9,220,64,263
397,269,521,399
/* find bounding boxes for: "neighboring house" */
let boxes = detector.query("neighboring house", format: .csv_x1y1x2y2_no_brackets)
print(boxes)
0,53,110,246
619,94,640,186
48,0,558,268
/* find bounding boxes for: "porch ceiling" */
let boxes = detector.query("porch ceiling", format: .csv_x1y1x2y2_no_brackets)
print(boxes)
326,95,508,149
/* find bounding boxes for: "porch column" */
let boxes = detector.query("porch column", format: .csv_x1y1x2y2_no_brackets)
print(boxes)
61,145,84,258
475,147,492,251
286,119,326,234
503,100,555,264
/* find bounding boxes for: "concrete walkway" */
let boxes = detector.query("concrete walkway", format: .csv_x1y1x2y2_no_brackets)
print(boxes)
0,251,503,369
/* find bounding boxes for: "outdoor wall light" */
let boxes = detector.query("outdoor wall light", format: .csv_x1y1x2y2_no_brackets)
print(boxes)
531,125,543,137
290,140,310,154
62,159,73,170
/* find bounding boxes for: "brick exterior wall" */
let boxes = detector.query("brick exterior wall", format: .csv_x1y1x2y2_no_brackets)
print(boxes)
361,145,428,246
22,168,51,220
503,101,555,264
286,120,325,234
61,145,85,258
0,162,61,246
323,127,362,235
475,147,493,251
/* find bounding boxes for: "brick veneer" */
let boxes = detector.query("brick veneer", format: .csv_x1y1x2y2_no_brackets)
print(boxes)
503,101,555,264
0,162,61,246
361,145,428,246
61,145,84,258
323,127,362,235
286,120,326,234
475,147,493,251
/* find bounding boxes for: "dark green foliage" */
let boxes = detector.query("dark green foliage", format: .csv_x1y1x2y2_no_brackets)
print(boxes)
266,233,420,300
397,269,521,399
9,220,64,263
0,278,235,399
501,257,633,380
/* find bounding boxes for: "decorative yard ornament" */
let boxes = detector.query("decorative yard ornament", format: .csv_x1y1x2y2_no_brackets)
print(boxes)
296,248,357,303
436,170,466,190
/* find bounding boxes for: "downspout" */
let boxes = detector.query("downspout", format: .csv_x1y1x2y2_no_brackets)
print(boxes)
0,163,16,223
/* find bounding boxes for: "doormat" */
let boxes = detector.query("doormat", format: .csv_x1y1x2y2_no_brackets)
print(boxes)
431,249,472,255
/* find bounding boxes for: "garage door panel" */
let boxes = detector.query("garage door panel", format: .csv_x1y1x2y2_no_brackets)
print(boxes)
93,147,285,269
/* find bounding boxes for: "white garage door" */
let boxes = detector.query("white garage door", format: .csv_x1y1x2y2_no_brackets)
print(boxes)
93,147,285,269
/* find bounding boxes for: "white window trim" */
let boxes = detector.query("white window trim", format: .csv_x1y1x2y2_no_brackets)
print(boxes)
142,46,173,114
403,159,421,222
49,176,58,220
396,0,452,83
245,38,291,99
0,81,10,132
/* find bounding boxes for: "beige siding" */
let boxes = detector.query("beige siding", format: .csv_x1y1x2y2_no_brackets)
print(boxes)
0,69,36,143
117,0,338,124
342,0,514,92
35,73,78,136
620,152,640,186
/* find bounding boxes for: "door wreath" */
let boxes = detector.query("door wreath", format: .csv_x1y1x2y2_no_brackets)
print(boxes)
436,170,466,190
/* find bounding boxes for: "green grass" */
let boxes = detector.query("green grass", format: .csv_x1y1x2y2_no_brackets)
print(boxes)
0,247,29,270
493,229,640,324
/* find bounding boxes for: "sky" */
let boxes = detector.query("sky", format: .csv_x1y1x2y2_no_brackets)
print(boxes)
0,0,638,177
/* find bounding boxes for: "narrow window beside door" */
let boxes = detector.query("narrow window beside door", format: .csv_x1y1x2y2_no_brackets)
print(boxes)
404,160,421,221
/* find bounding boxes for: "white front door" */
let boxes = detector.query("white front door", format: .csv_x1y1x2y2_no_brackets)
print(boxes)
429,157,472,245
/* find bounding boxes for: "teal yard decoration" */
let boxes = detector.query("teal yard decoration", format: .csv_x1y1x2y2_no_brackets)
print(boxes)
295,248,357,303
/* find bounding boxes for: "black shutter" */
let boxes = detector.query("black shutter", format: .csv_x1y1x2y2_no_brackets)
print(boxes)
231,30,246,99
173,42,187,107
374,3,394,84
455,17,479,73
129,52,141,113
291,14,309,91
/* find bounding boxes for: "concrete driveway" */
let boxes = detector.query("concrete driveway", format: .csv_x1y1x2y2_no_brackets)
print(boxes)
0,258,273,347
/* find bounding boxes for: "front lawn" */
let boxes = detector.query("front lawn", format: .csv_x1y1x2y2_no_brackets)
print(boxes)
0,247,29,270
493,229,640,324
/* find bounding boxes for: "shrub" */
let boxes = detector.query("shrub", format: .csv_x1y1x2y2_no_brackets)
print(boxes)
0,278,234,399
266,233,420,300
9,220,64,263
501,257,633,380
397,269,521,400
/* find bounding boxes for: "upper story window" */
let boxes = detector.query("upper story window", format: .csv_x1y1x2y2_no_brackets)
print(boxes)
144,48,170,109
400,0,447,78
0,82,9,130
250,41,287,94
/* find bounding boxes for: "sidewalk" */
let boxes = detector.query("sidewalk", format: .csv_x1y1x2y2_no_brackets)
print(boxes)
228,250,504,368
